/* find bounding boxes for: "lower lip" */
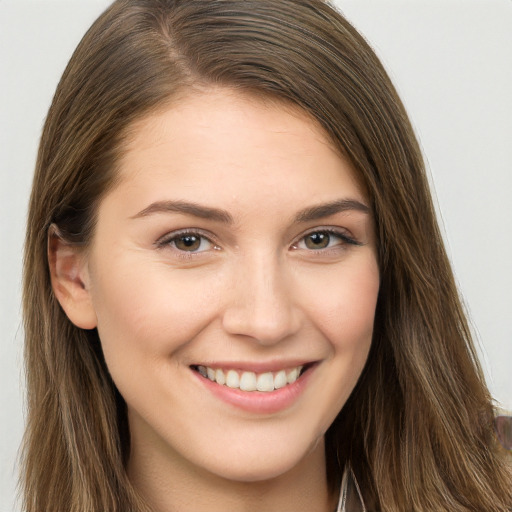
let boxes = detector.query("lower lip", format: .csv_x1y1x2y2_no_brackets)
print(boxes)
192,366,315,414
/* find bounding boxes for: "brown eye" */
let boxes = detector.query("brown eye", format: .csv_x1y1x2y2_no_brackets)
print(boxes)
174,235,202,251
156,230,219,254
304,232,331,249
292,229,360,252
158,232,217,253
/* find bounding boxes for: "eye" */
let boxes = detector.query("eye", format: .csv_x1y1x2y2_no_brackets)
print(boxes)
303,232,333,250
157,230,218,253
173,234,209,252
292,229,360,251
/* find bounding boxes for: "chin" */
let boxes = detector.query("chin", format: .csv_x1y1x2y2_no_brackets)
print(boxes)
213,458,297,483
197,433,325,484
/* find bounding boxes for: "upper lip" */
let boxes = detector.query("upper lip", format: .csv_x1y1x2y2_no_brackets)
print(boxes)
190,359,317,373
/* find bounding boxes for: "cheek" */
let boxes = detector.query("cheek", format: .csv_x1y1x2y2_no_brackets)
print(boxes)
88,253,223,363
307,258,379,430
301,256,380,352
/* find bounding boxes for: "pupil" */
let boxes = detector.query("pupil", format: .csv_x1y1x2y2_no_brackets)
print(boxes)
182,236,196,246
306,232,329,249
177,235,200,251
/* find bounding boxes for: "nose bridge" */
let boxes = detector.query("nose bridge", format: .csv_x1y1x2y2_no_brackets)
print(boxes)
222,249,300,344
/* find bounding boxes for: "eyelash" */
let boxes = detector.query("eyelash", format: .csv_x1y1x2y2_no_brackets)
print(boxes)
155,227,361,258
155,229,220,258
291,228,362,252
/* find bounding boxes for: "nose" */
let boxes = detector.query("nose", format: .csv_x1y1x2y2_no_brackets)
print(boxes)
221,253,302,345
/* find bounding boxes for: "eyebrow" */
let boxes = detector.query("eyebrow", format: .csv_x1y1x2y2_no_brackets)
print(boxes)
131,198,370,224
131,200,234,223
294,199,370,222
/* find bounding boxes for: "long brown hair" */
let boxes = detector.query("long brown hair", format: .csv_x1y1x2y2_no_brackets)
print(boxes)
22,1,511,510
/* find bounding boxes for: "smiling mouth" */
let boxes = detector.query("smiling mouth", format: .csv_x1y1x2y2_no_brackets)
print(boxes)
190,364,311,392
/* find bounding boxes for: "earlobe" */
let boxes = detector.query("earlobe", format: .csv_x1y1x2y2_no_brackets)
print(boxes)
48,225,98,330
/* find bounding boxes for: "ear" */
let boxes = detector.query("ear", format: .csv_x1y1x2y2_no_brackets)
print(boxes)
48,225,98,329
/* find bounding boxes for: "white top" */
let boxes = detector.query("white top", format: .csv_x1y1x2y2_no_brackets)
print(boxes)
336,464,366,512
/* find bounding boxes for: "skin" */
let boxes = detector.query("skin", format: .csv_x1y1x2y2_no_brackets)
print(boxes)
51,89,380,512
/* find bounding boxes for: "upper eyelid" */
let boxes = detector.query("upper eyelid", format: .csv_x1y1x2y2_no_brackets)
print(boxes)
293,226,358,243
155,228,217,246
299,226,350,236
154,225,361,250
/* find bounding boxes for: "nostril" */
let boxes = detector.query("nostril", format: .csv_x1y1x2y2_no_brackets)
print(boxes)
221,304,301,346
221,267,301,344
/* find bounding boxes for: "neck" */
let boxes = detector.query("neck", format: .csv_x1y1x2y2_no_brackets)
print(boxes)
127,419,337,512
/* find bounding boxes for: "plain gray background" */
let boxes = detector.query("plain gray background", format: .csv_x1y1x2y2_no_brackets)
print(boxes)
1,1,511,510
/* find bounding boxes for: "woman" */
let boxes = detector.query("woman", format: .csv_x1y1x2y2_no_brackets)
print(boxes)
21,0,511,511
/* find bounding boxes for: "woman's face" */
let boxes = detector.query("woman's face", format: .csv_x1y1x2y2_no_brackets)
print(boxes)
81,89,379,483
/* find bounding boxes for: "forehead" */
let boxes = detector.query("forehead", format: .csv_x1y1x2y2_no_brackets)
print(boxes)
121,89,340,161
107,88,367,217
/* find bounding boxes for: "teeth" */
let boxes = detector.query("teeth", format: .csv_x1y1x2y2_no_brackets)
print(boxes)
240,371,257,391
215,368,226,385
196,365,304,392
256,372,274,392
274,370,287,389
226,370,239,388
287,367,300,384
